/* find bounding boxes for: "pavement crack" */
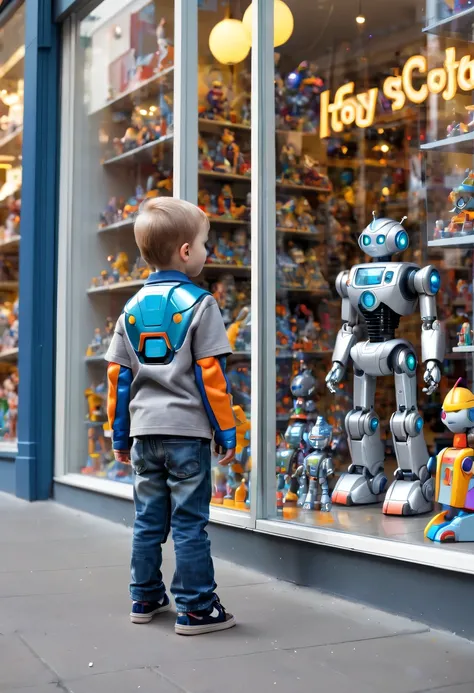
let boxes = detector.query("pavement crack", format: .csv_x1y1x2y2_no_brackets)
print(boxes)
151,667,193,692
279,626,431,652
15,632,72,693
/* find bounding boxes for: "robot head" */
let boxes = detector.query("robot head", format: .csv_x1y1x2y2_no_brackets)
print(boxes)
290,368,316,398
308,416,333,451
451,171,474,214
441,378,474,433
358,213,409,258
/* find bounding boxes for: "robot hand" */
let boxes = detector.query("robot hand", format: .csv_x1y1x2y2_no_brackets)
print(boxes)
326,362,344,394
422,360,441,396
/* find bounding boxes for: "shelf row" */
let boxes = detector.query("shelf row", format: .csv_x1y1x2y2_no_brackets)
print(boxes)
87,274,332,296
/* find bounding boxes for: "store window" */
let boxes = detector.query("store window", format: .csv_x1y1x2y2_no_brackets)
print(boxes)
62,0,174,483
0,3,23,452
268,0,474,552
197,3,252,513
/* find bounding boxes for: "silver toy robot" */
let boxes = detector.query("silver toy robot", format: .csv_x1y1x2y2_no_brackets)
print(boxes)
276,363,317,502
289,416,335,511
325,215,445,516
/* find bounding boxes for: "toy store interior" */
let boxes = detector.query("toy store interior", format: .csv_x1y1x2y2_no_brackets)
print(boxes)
0,4,22,453
56,0,474,554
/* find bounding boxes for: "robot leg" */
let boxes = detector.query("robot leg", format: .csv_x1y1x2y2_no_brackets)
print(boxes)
332,369,386,506
383,346,434,516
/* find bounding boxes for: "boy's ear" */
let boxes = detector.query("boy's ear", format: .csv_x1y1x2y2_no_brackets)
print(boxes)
179,243,190,261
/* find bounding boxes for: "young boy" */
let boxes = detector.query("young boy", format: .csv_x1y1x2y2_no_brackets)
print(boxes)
105,197,236,636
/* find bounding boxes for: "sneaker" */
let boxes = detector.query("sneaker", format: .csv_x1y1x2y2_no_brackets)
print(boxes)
130,594,171,624
175,597,236,636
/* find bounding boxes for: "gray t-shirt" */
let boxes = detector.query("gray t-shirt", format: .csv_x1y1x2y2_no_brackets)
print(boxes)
105,293,232,440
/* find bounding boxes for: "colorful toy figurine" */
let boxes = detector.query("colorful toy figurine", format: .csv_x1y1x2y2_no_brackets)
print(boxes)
276,362,318,505
457,320,473,347
446,170,474,237
294,416,334,511
326,214,445,516
108,252,130,283
205,79,228,121
216,185,247,219
425,379,474,542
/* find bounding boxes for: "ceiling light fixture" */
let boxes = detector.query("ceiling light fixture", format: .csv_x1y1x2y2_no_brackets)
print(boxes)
356,0,365,24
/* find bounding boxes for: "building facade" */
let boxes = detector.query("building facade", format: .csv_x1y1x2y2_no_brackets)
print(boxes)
3,0,474,635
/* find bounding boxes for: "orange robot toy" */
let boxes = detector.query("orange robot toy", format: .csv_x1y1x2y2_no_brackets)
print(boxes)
425,378,474,542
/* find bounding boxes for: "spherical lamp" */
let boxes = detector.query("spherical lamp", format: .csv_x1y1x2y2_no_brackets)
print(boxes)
209,18,251,65
243,0,294,48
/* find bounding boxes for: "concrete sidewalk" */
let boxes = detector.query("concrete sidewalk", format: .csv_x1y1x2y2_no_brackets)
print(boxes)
0,494,473,693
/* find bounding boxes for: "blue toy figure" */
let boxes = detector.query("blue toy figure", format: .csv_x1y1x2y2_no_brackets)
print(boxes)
276,362,318,505
425,379,474,542
302,416,335,511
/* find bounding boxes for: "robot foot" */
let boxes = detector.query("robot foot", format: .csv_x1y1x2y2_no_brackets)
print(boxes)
383,478,433,516
425,511,474,542
331,471,386,506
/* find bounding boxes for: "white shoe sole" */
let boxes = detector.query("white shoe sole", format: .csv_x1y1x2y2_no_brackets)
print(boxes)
130,601,172,624
175,615,236,636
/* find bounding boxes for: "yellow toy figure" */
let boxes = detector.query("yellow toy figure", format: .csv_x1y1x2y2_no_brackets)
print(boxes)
226,306,249,350
425,378,474,542
108,252,130,283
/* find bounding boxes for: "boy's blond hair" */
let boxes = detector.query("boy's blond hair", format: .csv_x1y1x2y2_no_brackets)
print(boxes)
134,197,209,269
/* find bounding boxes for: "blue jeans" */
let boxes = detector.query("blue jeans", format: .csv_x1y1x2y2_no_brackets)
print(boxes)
130,435,217,612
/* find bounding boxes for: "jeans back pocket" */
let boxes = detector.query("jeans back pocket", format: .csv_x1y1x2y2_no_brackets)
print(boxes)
162,439,202,479
131,438,147,475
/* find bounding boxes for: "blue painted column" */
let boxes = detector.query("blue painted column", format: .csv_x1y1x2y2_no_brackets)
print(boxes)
16,0,59,500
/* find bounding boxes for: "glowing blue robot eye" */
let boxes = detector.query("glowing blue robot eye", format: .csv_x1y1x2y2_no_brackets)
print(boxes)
370,417,379,432
429,269,440,294
395,230,408,250
406,353,416,371
362,235,371,246
376,235,385,244
360,291,376,309
468,408,474,422
415,416,423,433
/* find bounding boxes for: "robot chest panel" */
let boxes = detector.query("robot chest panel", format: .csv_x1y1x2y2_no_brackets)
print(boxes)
347,262,418,317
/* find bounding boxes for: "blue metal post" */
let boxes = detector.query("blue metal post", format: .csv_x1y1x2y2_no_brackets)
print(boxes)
16,0,59,500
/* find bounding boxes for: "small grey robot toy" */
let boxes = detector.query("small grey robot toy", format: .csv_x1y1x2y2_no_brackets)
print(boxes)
289,416,334,511
325,215,445,516
277,363,317,501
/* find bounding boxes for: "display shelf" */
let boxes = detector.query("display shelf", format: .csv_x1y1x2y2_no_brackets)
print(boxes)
0,348,18,363
276,226,322,239
327,158,406,170
102,133,173,167
84,354,106,363
276,286,330,296
202,264,251,277
453,345,474,353
199,118,251,133
421,131,474,154
229,349,331,360
276,181,331,193
89,66,174,116
0,235,20,252
208,217,249,226
199,170,250,183
423,6,474,39
429,236,474,248
87,280,144,295
0,281,19,292
0,440,18,454
0,127,23,157
98,219,135,234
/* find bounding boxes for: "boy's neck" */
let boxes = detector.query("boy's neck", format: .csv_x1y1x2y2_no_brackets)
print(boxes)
147,269,193,284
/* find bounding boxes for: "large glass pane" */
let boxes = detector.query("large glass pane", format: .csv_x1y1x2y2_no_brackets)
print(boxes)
0,3,24,452
269,0,474,554
198,2,252,513
68,0,174,482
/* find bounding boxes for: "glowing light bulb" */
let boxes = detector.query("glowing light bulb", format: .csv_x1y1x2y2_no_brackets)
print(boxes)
356,14,365,24
380,143,390,153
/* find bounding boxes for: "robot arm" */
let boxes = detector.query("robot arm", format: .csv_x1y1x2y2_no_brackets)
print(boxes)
326,270,364,394
412,267,445,396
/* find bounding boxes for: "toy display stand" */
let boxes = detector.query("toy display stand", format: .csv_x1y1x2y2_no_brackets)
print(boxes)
422,12,474,394
0,33,23,453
